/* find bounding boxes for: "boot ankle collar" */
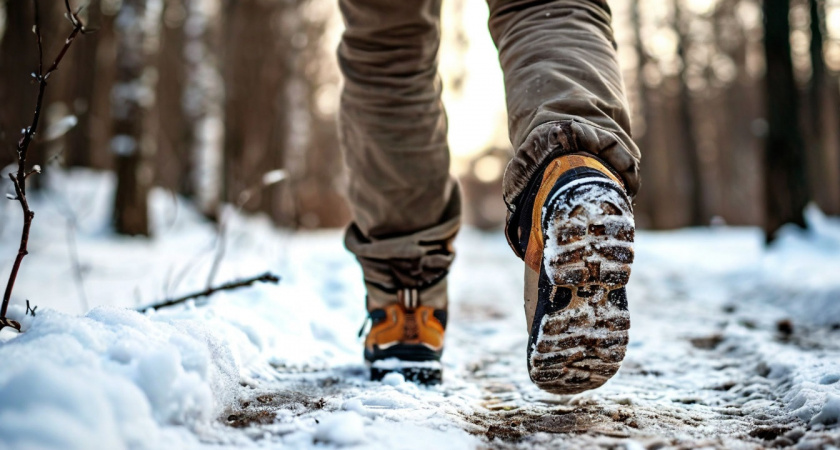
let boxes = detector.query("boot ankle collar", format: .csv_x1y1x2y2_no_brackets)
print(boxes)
366,278,448,311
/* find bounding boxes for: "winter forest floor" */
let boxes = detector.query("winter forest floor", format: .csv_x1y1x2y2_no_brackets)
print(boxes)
1,170,839,449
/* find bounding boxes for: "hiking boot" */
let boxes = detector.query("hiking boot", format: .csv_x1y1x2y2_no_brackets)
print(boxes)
506,153,634,394
361,280,447,384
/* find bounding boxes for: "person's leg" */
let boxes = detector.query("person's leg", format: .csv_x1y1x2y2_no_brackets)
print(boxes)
487,0,640,204
487,0,639,393
338,0,458,382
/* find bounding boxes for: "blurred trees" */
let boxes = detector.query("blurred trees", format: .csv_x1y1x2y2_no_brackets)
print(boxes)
112,0,162,236
804,0,840,218
763,0,808,240
0,0,838,236
621,0,840,236
0,0,51,173
0,0,348,235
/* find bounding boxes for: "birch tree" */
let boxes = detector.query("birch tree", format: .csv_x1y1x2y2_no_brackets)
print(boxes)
111,0,163,236
183,0,223,217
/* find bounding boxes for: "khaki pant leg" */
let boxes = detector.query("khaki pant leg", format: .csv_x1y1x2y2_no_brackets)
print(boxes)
486,0,641,210
338,0,460,299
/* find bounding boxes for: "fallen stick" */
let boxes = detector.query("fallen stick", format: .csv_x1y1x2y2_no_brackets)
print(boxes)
138,272,280,311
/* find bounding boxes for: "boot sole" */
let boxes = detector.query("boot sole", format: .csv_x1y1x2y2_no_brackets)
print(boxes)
369,359,442,385
529,182,634,394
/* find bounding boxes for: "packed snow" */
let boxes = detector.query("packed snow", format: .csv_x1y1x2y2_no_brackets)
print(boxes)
0,169,838,449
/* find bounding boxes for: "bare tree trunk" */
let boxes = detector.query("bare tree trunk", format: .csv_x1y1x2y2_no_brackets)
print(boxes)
722,38,764,225
763,0,809,241
628,0,654,228
822,76,840,214
111,0,163,236
58,0,102,168
806,0,840,214
711,0,762,225
275,0,348,229
674,0,707,226
154,0,190,194
0,0,40,168
1,0,61,190
87,4,118,171
184,0,224,217
221,0,287,213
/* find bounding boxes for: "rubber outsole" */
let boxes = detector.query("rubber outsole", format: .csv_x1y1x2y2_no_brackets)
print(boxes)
370,363,442,385
365,344,441,363
528,180,634,395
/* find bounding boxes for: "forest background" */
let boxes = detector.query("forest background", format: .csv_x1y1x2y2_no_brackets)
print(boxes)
0,0,838,238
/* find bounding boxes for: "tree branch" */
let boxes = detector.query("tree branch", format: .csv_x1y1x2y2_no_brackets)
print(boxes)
0,318,21,332
138,272,280,311
0,0,88,328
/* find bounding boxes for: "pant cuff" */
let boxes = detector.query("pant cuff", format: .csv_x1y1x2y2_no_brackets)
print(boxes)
502,119,641,212
344,182,461,291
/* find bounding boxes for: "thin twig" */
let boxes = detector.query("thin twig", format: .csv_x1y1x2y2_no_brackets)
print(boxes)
138,272,280,311
25,300,37,317
1,174,35,320
0,0,88,327
205,217,228,289
205,170,286,289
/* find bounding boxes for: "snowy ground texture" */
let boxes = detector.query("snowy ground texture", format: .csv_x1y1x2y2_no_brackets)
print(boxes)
1,170,840,449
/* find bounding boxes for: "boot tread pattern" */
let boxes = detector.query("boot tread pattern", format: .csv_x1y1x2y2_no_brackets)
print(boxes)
530,181,634,394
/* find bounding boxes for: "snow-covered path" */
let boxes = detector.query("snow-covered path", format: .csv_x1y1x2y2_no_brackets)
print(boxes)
229,226,840,449
1,171,839,449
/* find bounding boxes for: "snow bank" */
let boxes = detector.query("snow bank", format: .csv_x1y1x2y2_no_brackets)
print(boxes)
0,304,241,449
1,169,838,448
761,206,840,327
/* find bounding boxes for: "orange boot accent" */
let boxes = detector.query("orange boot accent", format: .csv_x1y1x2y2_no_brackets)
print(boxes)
364,304,445,352
523,154,623,272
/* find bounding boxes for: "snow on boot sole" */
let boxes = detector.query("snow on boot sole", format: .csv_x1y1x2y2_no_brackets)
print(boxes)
528,179,634,395
369,359,442,385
